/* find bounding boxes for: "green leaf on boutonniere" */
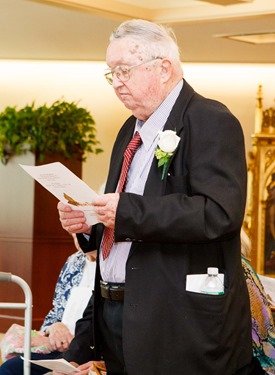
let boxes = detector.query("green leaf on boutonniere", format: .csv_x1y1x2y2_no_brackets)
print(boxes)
155,130,180,180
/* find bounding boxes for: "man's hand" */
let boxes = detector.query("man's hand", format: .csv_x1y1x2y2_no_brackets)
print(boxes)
57,202,91,234
93,193,119,229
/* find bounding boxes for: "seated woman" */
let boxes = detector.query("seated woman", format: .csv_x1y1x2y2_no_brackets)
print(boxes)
0,234,96,375
241,229,275,375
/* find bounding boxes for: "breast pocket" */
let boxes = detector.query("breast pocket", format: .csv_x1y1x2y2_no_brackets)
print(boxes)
166,174,190,194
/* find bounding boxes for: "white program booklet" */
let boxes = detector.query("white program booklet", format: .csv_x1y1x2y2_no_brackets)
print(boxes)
20,162,99,226
21,357,80,373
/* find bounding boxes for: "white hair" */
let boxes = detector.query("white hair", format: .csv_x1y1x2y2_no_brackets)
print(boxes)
109,19,181,62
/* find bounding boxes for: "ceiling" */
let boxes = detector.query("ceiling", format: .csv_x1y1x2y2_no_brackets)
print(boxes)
0,0,275,63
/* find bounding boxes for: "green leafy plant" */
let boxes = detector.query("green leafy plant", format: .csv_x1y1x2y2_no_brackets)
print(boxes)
0,99,103,164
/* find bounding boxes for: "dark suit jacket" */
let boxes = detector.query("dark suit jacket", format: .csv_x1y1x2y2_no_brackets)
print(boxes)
78,80,252,375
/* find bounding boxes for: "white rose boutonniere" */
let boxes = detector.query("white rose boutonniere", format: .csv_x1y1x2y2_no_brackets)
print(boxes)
155,130,180,180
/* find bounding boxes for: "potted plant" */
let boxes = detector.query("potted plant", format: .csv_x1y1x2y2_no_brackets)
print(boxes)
0,99,102,164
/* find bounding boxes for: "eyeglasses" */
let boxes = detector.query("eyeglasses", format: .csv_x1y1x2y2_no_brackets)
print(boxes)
104,57,162,85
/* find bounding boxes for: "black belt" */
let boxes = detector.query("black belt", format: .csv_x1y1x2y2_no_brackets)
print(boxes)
100,280,125,301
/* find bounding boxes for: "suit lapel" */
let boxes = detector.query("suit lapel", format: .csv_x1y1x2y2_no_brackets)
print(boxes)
144,80,195,195
163,80,195,133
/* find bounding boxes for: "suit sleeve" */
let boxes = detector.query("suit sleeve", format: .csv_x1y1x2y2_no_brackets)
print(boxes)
76,223,103,253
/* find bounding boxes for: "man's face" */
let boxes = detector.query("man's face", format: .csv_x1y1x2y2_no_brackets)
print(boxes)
106,38,163,120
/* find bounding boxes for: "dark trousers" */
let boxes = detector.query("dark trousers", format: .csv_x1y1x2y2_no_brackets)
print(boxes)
235,358,265,375
98,298,127,375
97,299,263,375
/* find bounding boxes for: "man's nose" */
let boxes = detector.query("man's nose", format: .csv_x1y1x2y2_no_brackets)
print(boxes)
112,75,124,88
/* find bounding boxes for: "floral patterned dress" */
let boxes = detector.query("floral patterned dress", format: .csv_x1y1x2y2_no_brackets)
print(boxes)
40,251,87,331
242,257,275,374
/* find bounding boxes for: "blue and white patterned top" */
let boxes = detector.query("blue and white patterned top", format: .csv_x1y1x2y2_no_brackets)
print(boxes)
40,251,87,331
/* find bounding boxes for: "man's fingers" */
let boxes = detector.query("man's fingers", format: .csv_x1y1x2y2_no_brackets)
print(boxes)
56,201,91,234
57,201,72,211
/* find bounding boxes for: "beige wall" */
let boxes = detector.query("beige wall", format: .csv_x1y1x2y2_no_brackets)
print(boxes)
1,60,275,194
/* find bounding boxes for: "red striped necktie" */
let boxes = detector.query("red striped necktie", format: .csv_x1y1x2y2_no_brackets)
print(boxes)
101,131,142,260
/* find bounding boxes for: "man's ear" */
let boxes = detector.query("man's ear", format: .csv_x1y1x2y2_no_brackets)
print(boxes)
160,58,172,82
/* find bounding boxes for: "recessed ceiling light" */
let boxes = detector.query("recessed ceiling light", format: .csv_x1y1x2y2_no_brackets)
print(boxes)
196,0,253,5
215,32,275,44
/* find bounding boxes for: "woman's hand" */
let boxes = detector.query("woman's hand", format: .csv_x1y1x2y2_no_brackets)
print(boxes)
15,330,52,351
52,361,105,375
45,322,74,352
86,360,106,374
77,360,106,375
30,333,51,350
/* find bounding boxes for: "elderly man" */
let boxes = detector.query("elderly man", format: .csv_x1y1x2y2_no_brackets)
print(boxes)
58,19,253,375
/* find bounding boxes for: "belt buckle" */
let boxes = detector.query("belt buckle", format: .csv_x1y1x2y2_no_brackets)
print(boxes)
100,280,113,300
100,281,124,301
